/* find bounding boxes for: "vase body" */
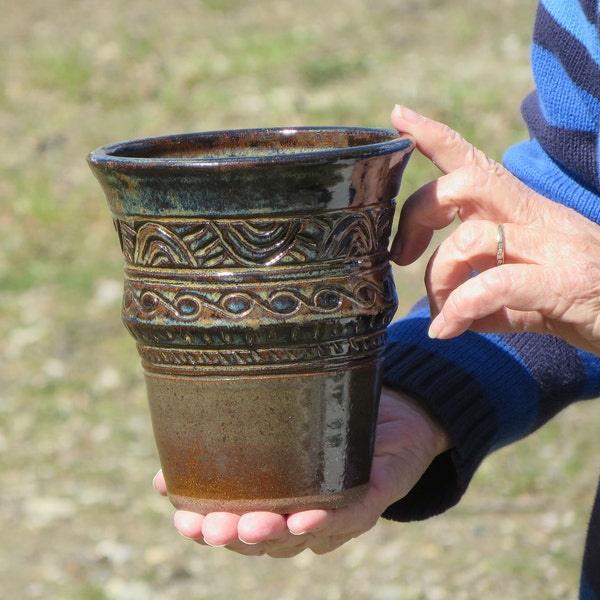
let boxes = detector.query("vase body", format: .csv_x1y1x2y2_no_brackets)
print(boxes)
88,127,414,513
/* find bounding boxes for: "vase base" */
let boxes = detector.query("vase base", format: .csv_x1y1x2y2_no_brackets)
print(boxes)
167,482,370,515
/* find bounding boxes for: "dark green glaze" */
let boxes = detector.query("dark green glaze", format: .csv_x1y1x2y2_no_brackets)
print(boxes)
88,126,414,513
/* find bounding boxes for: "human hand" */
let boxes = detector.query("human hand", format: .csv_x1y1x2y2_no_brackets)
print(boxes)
390,105,600,355
153,386,451,557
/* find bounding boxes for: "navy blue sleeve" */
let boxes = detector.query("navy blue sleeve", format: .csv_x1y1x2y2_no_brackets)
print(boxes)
380,302,600,521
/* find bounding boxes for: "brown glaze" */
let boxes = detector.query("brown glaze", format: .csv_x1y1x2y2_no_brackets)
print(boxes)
146,364,380,513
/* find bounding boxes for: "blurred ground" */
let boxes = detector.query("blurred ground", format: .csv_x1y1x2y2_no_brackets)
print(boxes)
2,0,599,598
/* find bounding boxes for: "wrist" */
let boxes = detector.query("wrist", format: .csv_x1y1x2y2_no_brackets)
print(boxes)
381,386,453,458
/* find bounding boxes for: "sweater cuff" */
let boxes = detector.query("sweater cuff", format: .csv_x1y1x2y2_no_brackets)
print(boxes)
380,332,499,521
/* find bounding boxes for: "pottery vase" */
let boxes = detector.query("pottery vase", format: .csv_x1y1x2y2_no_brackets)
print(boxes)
88,126,414,514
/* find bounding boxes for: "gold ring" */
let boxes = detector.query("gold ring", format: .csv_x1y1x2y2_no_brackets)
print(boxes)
496,224,505,266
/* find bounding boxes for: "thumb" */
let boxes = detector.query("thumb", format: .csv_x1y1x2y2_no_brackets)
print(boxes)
391,105,494,175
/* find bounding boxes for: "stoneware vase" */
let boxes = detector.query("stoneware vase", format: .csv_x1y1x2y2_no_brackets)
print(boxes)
88,126,415,514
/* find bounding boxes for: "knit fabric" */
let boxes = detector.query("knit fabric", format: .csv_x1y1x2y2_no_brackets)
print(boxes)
382,1,600,597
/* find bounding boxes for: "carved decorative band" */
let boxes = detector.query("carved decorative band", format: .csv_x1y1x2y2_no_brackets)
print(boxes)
137,331,387,375
122,270,396,323
124,309,394,349
115,203,394,269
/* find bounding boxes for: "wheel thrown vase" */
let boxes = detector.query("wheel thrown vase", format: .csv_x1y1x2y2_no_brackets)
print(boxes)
88,126,415,514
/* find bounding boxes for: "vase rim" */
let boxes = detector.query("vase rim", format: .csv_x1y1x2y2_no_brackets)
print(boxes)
87,126,415,171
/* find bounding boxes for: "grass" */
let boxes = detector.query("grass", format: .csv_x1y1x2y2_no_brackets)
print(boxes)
2,0,599,598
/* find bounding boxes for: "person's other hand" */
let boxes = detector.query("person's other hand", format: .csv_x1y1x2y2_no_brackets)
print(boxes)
391,105,600,355
153,386,451,557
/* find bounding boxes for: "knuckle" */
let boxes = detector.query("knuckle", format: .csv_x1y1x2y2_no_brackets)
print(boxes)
441,125,501,173
480,270,507,297
441,124,466,149
460,161,504,193
452,221,489,256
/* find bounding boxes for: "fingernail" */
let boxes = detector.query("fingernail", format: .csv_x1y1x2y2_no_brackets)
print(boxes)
238,537,260,546
203,539,228,548
397,105,425,124
288,529,307,536
428,315,444,339
389,239,402,262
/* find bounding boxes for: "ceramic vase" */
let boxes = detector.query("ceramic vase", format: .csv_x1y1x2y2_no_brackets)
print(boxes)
88,126,414,513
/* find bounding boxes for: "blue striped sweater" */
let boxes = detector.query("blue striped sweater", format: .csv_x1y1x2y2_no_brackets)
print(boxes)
383,1,600,597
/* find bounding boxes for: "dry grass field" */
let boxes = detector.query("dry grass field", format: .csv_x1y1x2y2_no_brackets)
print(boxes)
2,0,600,598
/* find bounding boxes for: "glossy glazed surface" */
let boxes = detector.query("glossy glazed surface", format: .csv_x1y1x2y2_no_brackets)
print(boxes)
89,127,414,512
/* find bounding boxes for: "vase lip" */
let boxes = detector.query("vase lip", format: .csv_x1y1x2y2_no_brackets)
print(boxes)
87,126,415,171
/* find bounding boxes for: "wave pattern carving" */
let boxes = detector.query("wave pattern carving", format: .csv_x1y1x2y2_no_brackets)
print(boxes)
115,204,393,269
123,271,396,322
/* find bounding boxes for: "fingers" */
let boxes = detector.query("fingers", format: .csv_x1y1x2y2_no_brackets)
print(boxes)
237,512,290,545
392,164,536,265
200,512,245,547
425,221,548,307
389,179,440,264
427,264,553,339
172,509,316,557
425,221,499,314
174,510,286,543
423,220,584,338
424,221,563,335
389,105,568,266
286,505,371,545
174,510,207,541
391,165,527,266
286,509,329,536
391,104,496,175
155,470,349,556
153,470,167,496
169,504,375,558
